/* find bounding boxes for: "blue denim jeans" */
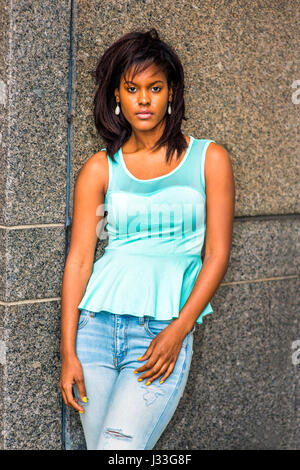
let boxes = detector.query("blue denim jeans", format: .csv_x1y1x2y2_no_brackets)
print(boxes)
74,309,195,450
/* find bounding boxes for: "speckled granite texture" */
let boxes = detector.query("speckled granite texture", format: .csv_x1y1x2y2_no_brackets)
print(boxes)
0,303,62,450
0,0,70,449
0,0,299,450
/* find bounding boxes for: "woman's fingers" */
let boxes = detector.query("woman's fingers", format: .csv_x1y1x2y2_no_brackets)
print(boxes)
140,362,170,385
136,357,165,382
136,341,154,363
157,362,175,384
134,329,185,385
60,383,84,413
76,377,88,403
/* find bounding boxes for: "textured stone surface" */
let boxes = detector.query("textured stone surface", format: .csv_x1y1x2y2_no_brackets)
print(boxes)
0,0,70,225
0,306,4,449
0,227,65,302
225,216,300,282
0,0,70,450
2,303,62,450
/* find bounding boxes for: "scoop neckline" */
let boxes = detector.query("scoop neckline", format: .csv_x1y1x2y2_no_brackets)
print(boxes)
119,135,194,182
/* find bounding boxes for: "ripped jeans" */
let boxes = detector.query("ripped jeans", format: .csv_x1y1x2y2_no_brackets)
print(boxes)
74,309,195,450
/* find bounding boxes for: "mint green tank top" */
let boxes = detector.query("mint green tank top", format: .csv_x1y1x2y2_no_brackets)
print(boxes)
78,135,215,324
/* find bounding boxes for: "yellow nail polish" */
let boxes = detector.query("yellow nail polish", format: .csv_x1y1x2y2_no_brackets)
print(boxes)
138,378,143,382
137,357,143,360
134,371,138,374
160,380,164,384
79,410,84,414
82,397,88,403
145,381,151,386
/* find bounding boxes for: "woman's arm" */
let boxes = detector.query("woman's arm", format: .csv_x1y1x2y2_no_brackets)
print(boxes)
134,142,235,386
59,150,108,412
173,142,235,334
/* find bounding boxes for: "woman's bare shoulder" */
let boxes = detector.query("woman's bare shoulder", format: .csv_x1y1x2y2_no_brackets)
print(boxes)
77,150,109,195
205,141,234,188
206,141,230,159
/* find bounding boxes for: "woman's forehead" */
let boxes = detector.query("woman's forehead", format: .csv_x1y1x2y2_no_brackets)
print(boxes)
122,64,166,83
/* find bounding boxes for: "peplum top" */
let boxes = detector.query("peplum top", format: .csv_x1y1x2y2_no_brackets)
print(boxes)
78,136,215,324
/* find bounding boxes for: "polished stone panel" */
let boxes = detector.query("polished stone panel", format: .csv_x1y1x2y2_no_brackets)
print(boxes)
1,302,62,449
0,0,70,450
0,1,70,226
0,227,65,302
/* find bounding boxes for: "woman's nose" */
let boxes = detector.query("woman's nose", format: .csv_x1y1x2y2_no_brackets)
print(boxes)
138,90,150,104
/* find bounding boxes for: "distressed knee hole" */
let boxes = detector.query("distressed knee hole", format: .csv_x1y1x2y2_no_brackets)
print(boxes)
104,427,133,441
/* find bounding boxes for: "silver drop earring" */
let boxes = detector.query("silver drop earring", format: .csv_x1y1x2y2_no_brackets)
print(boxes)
115,101,120,115
168,101,172,115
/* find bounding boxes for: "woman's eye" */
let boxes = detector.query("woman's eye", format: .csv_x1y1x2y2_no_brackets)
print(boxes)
126,86,161,93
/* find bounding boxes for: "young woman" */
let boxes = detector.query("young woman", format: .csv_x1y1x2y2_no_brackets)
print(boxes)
59,28,235,450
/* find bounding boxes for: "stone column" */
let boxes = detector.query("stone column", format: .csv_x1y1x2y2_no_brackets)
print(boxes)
0,0,70,449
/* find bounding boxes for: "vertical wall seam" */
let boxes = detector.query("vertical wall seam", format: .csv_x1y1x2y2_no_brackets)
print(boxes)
62,0,74,451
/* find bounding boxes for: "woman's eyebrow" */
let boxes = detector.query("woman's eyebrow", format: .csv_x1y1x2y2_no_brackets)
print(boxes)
125,80,164,85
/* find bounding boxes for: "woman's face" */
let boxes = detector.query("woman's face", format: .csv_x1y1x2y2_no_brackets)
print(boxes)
115,63,173,133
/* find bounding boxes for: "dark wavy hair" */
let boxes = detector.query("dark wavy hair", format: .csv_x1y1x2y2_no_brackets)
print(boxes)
91,28,188,163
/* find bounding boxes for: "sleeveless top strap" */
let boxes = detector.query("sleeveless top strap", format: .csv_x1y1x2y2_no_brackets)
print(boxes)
199,139,215,195
100,147,115,205
180,137,215,199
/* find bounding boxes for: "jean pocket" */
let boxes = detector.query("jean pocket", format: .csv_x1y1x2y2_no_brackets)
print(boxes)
144,317,174,339
77,309,93,330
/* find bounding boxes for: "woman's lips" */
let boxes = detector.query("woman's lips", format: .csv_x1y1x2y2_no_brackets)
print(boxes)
136,112,153,119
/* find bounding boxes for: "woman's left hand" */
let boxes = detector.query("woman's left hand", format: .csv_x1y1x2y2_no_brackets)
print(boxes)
134,320,189,385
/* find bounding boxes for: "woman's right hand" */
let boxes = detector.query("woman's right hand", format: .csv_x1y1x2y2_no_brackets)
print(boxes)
59,354,87,413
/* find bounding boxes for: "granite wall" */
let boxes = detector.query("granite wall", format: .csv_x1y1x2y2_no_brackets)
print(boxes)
0,0,299,450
